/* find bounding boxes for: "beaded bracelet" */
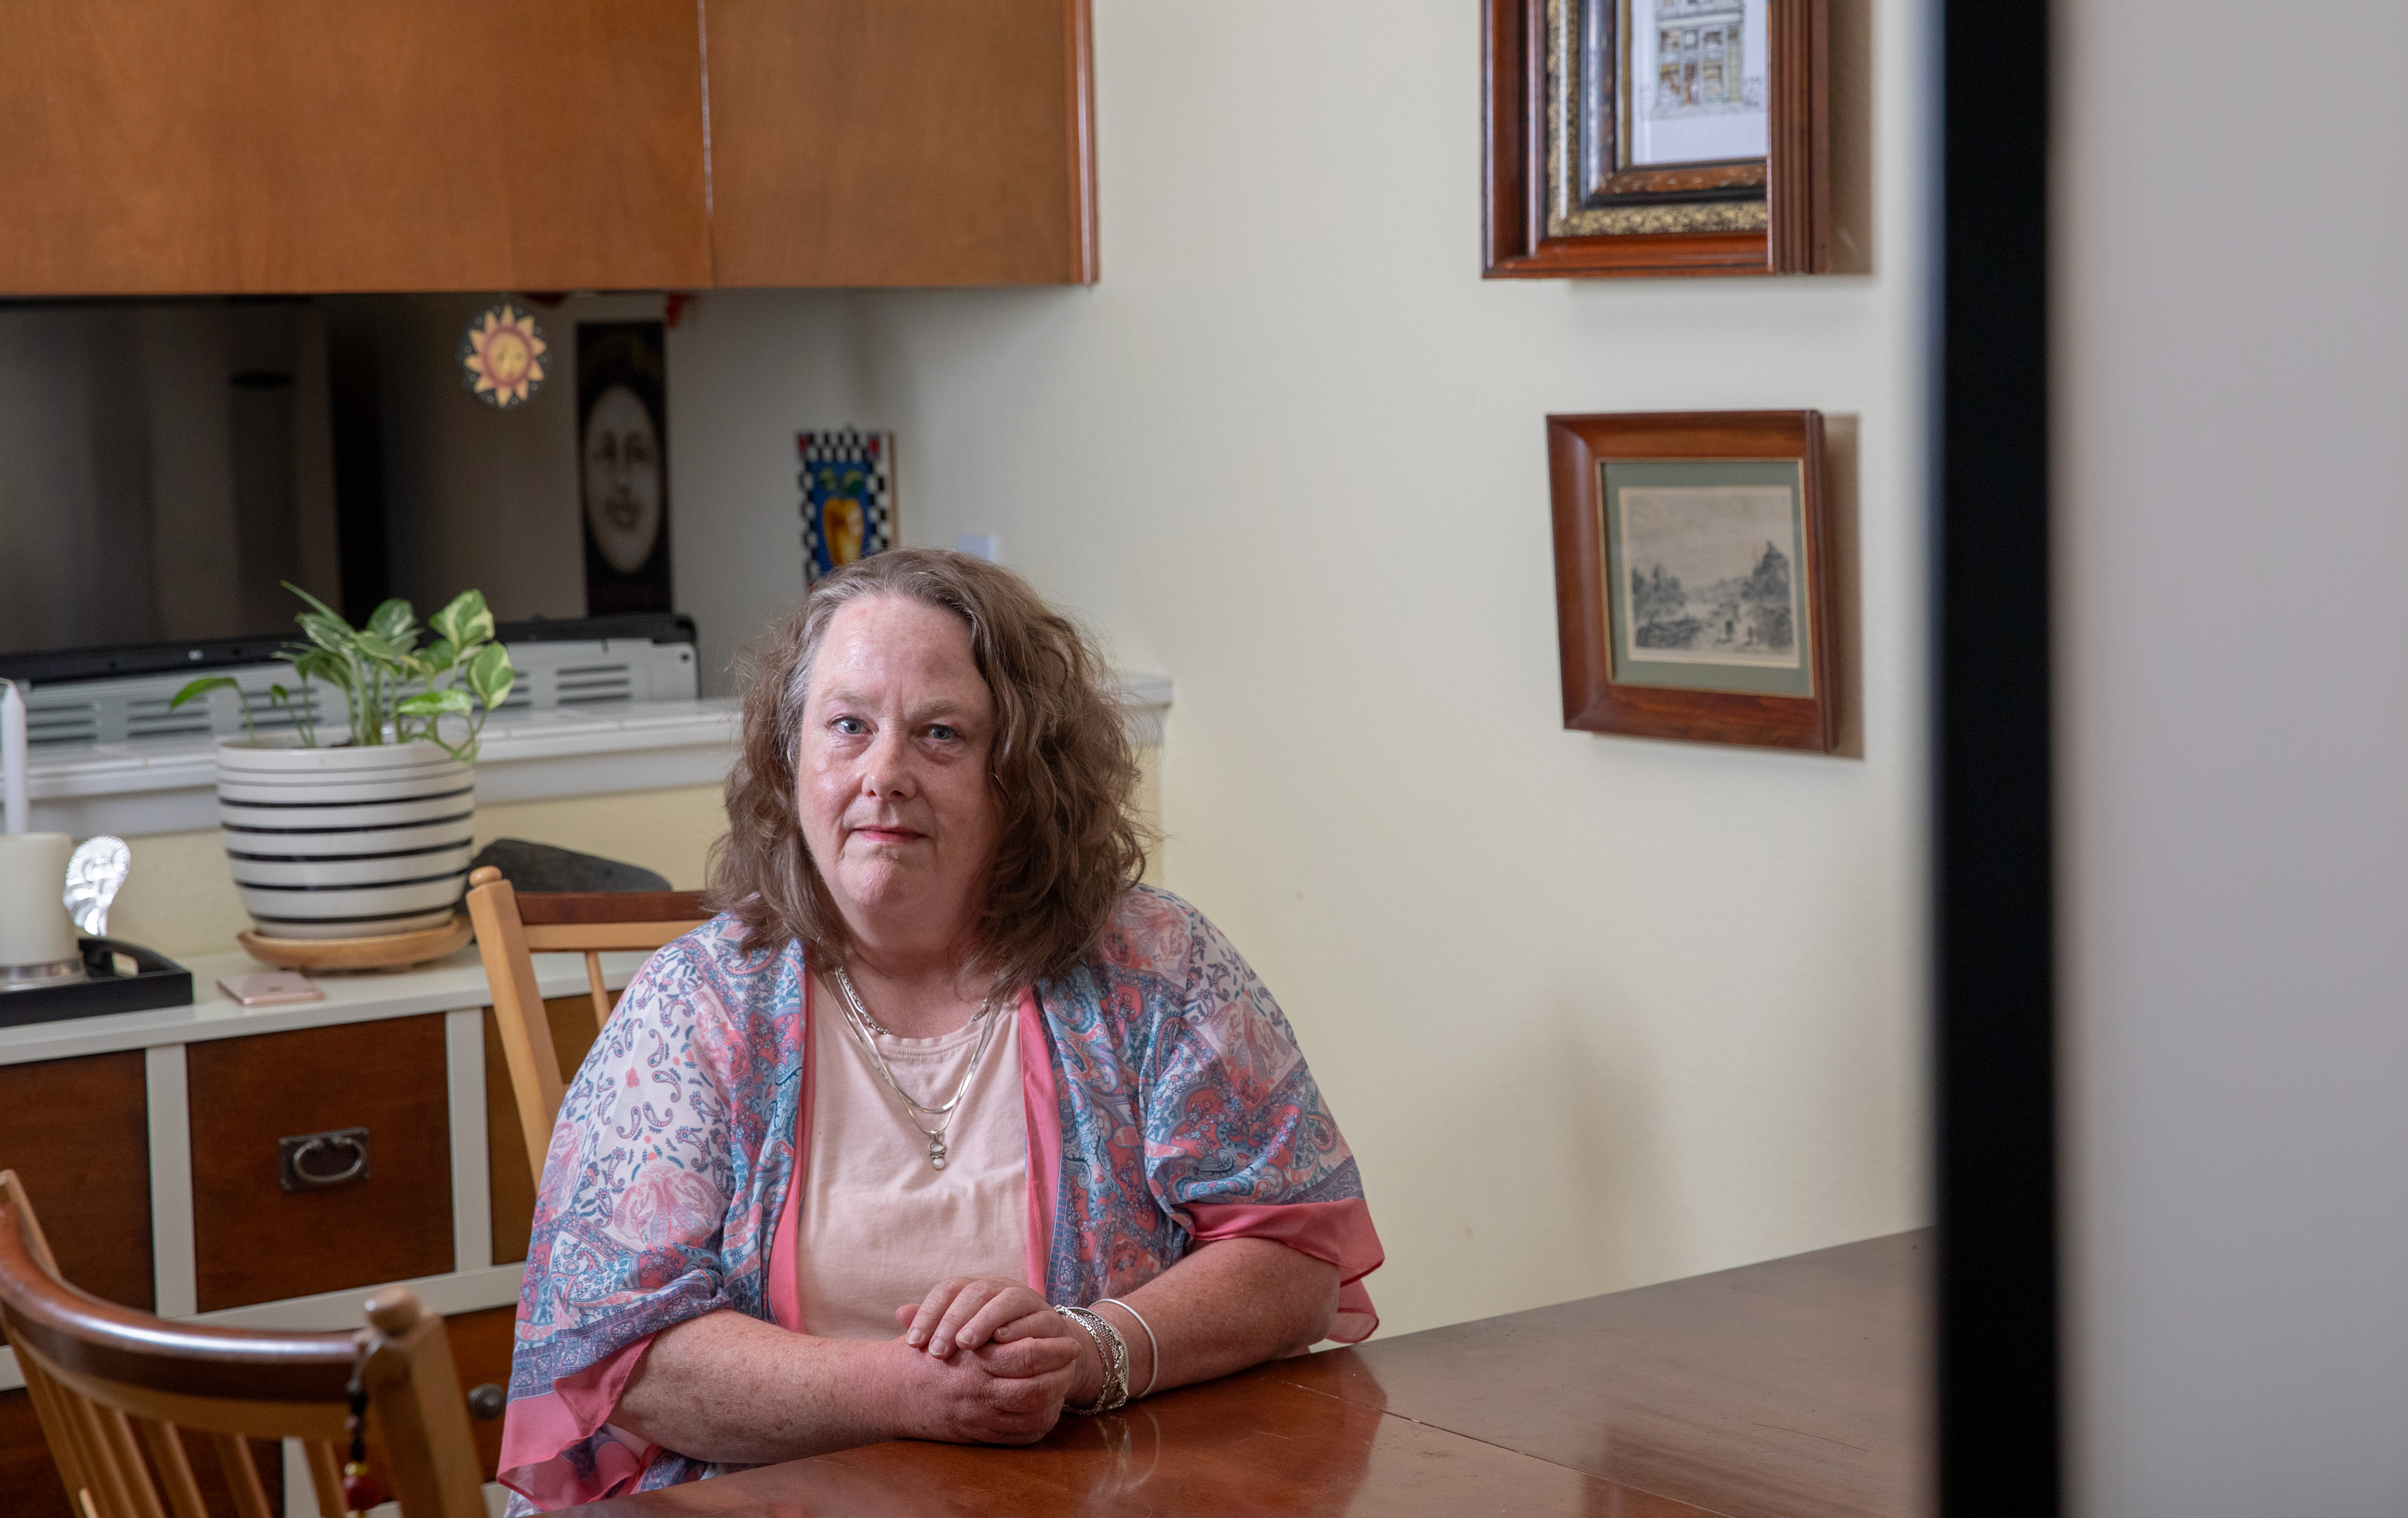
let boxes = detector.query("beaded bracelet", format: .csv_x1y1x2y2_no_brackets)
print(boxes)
1053,1304,1129,1414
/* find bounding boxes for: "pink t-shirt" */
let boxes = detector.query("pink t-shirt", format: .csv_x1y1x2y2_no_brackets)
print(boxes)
794,979,1031,1339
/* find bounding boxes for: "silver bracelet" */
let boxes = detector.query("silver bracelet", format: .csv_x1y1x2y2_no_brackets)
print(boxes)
1053,1304,1129,1414
1093,1297,1162,1399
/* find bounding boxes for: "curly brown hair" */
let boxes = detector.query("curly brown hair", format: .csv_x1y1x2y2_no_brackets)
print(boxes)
706,548,1152,993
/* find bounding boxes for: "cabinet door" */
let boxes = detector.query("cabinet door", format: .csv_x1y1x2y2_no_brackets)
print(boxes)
0,1053,153,1311
0,1,711,295
187,1014,454,1312
706,0,1097,286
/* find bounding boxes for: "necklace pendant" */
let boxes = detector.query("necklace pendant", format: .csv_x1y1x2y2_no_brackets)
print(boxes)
928,1134,948,1170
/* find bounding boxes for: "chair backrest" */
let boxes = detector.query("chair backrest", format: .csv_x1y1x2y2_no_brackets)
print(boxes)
463,866,710,1181
0,1170,485,1518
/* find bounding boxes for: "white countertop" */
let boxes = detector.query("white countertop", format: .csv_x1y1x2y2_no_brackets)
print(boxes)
0,944,657,1066
25,701,742,835
25,678,1173,837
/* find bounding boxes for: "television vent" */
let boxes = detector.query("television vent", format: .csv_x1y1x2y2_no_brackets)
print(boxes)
553,663,634,706
246,688,328,734
19,636,694,755
125,696,217,741
24,700,99,748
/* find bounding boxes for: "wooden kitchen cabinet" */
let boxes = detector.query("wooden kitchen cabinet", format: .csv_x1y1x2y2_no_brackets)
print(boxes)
0,0,712,295
706,0,1098,286
0,0,1094,294
0,1052,153,1312
186,1014,455,1312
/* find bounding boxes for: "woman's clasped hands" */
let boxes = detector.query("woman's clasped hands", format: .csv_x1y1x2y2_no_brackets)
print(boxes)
887,1276,1084,1444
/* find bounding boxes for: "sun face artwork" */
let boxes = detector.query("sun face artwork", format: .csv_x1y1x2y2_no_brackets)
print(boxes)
798,429,896,583
459,303,549,408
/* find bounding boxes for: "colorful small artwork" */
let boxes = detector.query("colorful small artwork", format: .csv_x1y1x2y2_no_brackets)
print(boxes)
799,429,897,584
459,302,548,408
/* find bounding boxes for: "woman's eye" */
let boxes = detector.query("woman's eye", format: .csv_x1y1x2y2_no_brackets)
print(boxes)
833,716,867,736
926,724,959,742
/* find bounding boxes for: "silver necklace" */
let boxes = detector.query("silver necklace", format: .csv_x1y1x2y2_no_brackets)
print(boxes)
829,963,1001,1171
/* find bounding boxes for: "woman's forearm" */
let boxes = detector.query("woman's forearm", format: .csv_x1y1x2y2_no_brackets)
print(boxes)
611,1311,902,1463
613,1306,1078,1464
1080,1238,1341,1404
609,1242,1343,1455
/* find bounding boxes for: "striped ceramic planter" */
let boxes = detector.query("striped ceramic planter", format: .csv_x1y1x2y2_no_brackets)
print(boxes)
217,738,475,940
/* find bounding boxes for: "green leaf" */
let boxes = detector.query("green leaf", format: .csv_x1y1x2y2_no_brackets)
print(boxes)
397,690,473,717
288,648,343,685
432,589,494,649
282,581,342,623
350,630,412,666
466,643,516,709
420,638,458,674
168,675,239,711
367,598,417,644
295,612,352,655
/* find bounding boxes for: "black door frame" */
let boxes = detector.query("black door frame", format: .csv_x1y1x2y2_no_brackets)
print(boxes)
1936,0,2058,1512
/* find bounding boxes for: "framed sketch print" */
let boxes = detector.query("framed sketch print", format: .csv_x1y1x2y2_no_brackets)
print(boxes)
1548,411,1835,749
1484,0,1828,277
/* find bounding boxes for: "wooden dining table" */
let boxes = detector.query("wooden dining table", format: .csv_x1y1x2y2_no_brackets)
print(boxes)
562,1230,1930,1517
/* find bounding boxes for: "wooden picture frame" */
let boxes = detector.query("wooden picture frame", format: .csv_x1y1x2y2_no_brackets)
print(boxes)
1548,411,1835,750
1485,0,1828,278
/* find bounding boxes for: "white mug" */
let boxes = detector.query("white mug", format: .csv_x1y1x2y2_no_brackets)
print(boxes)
0,833,78,972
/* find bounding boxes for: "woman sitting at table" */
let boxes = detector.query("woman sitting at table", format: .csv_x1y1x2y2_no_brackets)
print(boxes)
499,550,1383,1509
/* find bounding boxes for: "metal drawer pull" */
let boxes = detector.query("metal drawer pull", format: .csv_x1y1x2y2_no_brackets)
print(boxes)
278,1127,371,1191
468,1383,506,1420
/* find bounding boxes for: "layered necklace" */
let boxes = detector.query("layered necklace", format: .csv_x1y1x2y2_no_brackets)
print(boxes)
830,963,1001,1171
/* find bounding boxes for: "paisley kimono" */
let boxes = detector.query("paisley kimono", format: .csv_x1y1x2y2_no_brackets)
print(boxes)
499,884,1383,1510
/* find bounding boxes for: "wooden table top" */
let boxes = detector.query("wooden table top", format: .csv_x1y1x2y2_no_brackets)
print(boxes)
563,1230,1931,1518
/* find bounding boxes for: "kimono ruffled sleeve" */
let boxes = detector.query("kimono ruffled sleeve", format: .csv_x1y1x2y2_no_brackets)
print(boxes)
498,926,765,1509
1117,890,1386,1341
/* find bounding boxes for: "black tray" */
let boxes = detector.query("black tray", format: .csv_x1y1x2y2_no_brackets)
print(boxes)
0,939,193,1030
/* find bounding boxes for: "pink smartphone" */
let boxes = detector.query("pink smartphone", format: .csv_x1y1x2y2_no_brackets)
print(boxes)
215,971,324,1007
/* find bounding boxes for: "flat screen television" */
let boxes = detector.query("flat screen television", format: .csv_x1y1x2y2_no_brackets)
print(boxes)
0,299,355,668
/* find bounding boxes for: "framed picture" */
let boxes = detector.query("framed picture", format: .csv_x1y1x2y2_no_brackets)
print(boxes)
1548,411,1835,750
1484,0,1827,278
798,429,897,584
578,322,672,616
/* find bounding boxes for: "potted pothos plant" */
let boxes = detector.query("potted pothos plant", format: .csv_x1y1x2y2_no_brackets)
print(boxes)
171,587,516,942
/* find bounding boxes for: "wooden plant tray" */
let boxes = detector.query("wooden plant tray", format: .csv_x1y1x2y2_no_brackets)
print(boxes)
237,914,473,973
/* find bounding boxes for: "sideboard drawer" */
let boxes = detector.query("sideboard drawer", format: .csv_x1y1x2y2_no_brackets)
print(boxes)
0,1052,152,1310
188,1015,454,1312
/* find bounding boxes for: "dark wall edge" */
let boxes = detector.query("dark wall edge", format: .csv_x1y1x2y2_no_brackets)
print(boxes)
1936,0,2059,1511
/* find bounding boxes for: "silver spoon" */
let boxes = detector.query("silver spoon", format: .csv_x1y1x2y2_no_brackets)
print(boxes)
64,835,130,938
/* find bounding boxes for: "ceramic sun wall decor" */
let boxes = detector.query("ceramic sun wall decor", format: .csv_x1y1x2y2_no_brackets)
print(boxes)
459,301,548,408
798,429,897,584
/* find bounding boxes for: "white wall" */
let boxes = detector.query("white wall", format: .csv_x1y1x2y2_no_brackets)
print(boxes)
2058,0,2408,1510
654,0,1934,1337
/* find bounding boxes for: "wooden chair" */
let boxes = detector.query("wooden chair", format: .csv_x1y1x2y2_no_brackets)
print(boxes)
0,1169,484,1518
464,865,711,1183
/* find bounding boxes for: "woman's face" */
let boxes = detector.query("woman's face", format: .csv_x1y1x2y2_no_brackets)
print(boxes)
582,384,662,574
795,595,1000,949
